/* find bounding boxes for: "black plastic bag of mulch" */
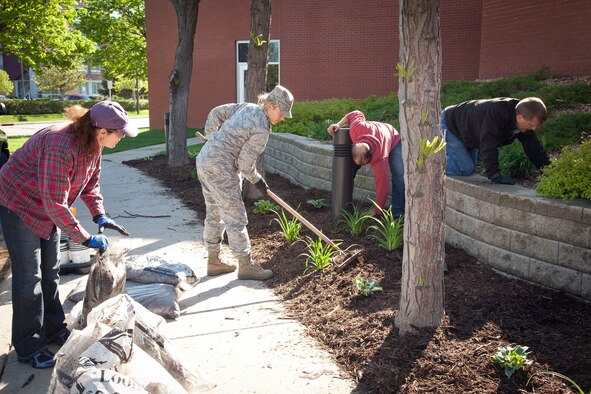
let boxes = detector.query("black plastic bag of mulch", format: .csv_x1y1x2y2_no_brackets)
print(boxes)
79,248,128,328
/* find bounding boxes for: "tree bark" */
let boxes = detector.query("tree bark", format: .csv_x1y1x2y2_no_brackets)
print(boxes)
243,0,272,200
168,0,200,167
395,0,446,335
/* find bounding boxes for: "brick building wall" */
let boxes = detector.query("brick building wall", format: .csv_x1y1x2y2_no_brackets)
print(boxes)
479,0,591,79
146,0,590,129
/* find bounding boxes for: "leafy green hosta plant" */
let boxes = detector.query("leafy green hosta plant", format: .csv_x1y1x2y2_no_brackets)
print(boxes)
337,203,372,236
366,203,404,251
253,199,280,215
354,276,383,297
306,198,327,209
271,209,301,245
528,371,589,394
299,236,340,274
492,345,533,378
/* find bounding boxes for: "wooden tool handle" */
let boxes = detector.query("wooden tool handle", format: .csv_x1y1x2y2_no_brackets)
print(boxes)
266,189,340,250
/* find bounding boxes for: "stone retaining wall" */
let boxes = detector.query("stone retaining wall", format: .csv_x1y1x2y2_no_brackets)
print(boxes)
265,132,591,301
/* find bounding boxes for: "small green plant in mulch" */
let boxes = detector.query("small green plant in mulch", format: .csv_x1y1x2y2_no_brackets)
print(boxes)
536,137,591,200
299,236,340,274
527,371,589,394
270,209,301,245
354,276,383,297
337,203,372,236
499,140,533,178
366,203,404,251
253,199,280,215
306,198,327,209
492,345,533,378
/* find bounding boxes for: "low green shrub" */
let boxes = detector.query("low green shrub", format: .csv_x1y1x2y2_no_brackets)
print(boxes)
536,138,591,200
538,113,591,151
0,98,148,115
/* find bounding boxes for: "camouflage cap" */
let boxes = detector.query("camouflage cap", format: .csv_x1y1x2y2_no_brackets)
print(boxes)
267,85,294,118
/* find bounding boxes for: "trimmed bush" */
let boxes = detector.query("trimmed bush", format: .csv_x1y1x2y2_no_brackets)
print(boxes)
536,138,591,200
0,98,148,115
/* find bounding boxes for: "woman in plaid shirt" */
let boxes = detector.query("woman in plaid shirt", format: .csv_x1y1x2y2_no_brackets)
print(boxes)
0,100,137,368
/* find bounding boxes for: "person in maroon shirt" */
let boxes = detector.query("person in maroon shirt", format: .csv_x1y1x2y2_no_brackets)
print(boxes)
327,111,405,217
0,100,138,368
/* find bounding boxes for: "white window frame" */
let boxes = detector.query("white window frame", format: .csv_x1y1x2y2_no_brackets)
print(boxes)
236,40,280,103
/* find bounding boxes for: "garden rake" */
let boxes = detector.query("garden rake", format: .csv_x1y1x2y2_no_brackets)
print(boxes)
266,189,363,270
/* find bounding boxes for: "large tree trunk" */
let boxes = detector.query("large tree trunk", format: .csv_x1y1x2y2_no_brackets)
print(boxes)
243,0,272,200
168,0,199,167
395,0,446,336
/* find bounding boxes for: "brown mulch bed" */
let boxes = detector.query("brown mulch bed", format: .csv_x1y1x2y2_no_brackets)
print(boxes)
125,155,591,394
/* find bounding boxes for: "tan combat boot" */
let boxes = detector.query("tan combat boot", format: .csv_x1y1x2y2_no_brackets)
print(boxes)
237,254,273,280
207,250,236,276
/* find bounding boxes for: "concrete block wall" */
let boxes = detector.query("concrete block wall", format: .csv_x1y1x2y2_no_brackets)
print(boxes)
265,133,591,301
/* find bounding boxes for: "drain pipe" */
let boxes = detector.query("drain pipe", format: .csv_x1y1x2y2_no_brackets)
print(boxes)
331,128,353,223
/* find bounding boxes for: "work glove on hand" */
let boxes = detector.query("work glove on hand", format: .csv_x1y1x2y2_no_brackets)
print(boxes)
490,172,515,185
82,234,109,253
94,214,130,236
253,178,269,196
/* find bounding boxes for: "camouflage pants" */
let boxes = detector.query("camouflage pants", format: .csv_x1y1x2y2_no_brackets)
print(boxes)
196,164,250,256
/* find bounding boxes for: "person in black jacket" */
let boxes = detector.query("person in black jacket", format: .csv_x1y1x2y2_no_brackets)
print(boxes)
441,97,550,184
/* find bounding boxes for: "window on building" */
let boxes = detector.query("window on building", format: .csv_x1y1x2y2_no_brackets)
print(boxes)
236,40,279,102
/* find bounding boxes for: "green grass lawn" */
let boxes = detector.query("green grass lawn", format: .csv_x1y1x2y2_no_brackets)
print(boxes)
7,127,200,154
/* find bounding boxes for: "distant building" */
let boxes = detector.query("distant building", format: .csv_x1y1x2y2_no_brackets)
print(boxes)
145,0,591,129
0,52,104,99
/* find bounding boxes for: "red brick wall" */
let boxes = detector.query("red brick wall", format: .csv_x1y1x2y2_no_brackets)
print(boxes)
479,0,591,79
278,1,398,102
440,1,482,81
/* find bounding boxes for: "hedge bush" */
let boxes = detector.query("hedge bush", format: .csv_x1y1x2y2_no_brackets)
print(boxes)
0,98,148,115
536,138,591,200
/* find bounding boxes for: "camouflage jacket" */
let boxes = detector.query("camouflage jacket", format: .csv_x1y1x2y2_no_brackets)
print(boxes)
196,103,270,183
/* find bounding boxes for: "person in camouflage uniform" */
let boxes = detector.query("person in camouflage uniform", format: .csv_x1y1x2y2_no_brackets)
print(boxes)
196,85,294,280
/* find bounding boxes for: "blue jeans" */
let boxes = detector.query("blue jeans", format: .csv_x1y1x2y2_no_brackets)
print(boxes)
352,142,405,217
0,206,66,358
441,111,478,176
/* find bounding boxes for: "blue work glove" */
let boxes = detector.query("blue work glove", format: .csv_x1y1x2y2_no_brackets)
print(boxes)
490,172,515,185
93,214,130,236
82,234,109,253
253,178,269,196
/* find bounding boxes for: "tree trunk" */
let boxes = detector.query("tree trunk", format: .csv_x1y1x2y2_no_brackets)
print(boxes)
168,0,200,167
135,76,140,114
395,0,446,336
243,0,272,200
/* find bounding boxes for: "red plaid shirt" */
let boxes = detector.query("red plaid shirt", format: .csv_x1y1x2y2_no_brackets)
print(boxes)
0,125,105,243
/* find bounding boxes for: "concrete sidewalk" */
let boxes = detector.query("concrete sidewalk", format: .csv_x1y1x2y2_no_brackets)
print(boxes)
0,142,356,393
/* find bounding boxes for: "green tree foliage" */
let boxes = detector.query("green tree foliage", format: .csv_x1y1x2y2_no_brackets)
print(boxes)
76,0,147,83
0,0,94,70
33,66,88,98
0,70,13,96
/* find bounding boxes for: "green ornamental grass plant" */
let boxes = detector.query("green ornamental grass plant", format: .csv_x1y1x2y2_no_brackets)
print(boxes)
299,236,340,274
366,203,404,251
271,209,302,244
337,203,372,236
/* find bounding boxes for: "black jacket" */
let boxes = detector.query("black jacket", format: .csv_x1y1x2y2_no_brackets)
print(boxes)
443,98,550,178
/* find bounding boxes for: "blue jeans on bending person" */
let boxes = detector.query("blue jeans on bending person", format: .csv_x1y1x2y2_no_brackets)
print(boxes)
441,111,479,176
0,205,66,359
352,142,405,217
